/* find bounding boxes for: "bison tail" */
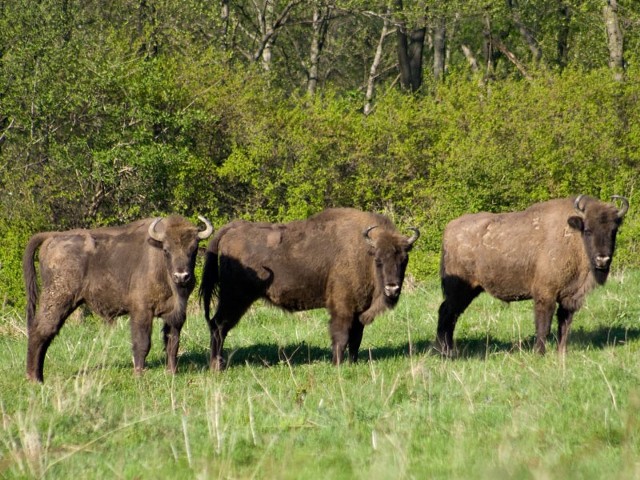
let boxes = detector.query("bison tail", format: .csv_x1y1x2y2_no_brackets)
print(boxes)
199,234,222,322
23,233,48,330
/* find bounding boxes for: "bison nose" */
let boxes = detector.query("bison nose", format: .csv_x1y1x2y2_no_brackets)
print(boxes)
595,255,611,269
384,284,400,298
173,271,192,284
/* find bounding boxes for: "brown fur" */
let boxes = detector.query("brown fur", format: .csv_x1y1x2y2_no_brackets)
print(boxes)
199,208,419,369
23,215,213,382
437,195,627,355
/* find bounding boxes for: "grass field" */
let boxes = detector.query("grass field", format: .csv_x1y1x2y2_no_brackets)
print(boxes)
1,271,639,479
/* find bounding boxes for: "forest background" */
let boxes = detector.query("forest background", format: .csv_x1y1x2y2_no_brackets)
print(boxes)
1,0,640,311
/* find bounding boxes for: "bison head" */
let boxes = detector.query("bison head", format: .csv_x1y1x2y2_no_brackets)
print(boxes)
364,226,419,303
568,195,628,285
148,215,214,288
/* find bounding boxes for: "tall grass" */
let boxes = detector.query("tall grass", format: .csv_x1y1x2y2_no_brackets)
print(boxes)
1,272,639,479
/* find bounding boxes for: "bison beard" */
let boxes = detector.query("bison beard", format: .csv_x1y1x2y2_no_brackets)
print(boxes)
436,195,628,356
23,215,213,382
199,208,419,370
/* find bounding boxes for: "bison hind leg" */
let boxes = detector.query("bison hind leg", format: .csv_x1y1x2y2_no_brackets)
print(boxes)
436,277,482,357
26,298,78,382
208,296,253,371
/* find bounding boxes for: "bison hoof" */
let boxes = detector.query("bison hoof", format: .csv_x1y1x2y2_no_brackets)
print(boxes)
432,344,454,358
211,356,226,371
26,372,43,383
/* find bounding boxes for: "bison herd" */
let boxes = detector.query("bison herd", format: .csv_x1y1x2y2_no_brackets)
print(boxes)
22,195,629,382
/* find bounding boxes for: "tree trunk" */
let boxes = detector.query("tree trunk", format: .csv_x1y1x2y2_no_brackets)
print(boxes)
432,16,446,82
482,12,494,79
307,4,331,96
603,0,624,81
364,13,391,115
395,0,426,92
137,0,158,58
513,15,541,62
461,44,479,73
251,0,302,71
557,1,570,68
221,0,230,50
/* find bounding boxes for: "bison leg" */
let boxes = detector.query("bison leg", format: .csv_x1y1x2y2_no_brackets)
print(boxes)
533,298,556,354
436,281,481,357
347,318,365,363
130,314,153,375
207,299,251,371
26,301,74,382
330,326,349,365
556,306,574,355
162,320,184,374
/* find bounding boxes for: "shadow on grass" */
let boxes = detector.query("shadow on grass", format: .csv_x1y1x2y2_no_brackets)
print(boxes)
134,325,640,372
434,325,640,360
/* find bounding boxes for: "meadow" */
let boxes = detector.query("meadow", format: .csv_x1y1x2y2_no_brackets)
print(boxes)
1,272,639,479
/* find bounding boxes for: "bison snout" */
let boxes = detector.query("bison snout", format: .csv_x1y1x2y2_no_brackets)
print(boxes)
594,255,611,270
384,284,401,298
173,271,192,285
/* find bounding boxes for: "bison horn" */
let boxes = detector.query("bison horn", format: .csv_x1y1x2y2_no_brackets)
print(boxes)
573,195,586,216
611,195,629,218
406,227,420,246
363,225,377,247
148,217,165,242
197,215,214,239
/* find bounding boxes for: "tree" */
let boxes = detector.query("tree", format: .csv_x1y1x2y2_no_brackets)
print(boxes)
603,0,625,80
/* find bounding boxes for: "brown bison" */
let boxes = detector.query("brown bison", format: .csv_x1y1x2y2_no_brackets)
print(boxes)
199,208,419,370
437,195,629,356
23,215,214,382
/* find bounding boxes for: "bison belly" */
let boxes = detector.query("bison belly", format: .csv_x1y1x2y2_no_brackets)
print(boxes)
264,265,327,312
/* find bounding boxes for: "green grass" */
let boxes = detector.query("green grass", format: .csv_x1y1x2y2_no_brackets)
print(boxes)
1,272,639,479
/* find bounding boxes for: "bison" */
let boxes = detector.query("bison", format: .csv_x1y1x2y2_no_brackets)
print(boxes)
436,195,629,356
199,208,419,370
23,215,214,382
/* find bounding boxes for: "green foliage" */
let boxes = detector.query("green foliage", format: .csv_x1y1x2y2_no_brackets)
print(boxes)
2,0,640,309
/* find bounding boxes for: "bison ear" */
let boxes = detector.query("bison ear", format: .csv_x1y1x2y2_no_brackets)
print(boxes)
567,216,584,232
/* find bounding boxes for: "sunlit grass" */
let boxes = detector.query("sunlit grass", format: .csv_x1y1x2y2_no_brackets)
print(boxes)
1,272,639,479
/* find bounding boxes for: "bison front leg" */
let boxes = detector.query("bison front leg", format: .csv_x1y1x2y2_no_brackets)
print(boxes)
556,306,575,355
130,314,153,375
163,319,184,374
329,315,352,365
348,318,364,363
533,298,555,354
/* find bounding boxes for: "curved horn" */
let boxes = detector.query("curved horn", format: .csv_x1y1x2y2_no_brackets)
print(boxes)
406,227,420,246
148,217,164,242
197,215,214,239
611,195,629,218
573,195,586,216
363,225,377,247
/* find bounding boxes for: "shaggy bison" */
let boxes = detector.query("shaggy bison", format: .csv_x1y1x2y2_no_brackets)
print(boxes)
437,195,628,355
199,208,419,369
23,215,213,382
